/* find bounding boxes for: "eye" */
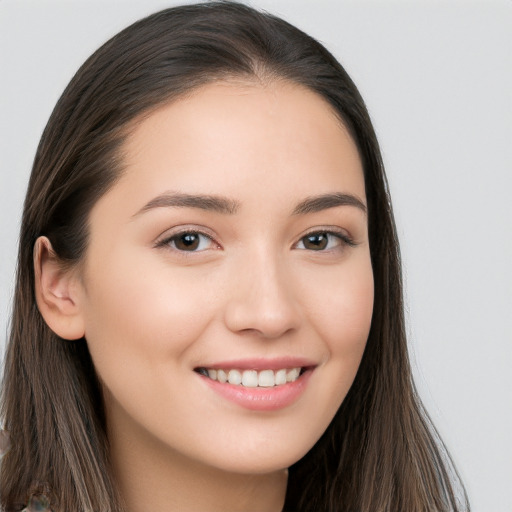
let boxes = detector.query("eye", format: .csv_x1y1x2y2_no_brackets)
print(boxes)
295,231,353,251
159,231,217,252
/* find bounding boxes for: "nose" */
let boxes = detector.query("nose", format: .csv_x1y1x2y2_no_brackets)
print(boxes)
223,251,301,339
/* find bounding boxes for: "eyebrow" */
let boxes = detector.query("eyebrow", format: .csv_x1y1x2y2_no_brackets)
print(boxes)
133,191,366,218
292,193,367,215
134,192,241,216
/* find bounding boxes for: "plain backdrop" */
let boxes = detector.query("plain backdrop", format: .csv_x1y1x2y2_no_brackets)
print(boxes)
0,0,510,510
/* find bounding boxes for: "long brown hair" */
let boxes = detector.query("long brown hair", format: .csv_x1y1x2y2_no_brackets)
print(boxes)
1,2,469,511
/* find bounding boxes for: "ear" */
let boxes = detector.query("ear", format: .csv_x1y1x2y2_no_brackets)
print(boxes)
34,236,85,340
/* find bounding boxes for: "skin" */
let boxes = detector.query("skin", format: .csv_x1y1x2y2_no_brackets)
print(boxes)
37,80,374,511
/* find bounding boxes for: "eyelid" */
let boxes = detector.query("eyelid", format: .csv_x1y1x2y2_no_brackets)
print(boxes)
293,227,356,250
154,225,222,251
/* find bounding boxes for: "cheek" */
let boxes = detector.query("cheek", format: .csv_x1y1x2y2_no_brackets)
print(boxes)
334,271,374,347
306,256,373,393
308,256,374,352
80,254,217,383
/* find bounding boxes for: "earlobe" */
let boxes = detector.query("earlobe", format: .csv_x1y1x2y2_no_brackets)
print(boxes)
34,236,85,340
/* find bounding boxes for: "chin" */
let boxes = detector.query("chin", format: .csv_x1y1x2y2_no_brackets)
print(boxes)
197,440,314,476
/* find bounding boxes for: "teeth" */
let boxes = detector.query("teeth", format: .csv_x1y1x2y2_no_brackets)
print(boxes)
228,369,242,385
286,368,300,382
241,370,258,388
275,369,287,385
199,367,303,387
258,369,275,387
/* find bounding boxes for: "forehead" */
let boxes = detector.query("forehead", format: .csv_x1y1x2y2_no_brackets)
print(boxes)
97,80,365,218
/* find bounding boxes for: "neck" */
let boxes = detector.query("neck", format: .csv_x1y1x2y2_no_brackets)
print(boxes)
107,413,288,512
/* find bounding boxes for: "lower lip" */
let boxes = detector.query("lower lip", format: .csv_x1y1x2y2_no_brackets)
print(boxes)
199,370,313,411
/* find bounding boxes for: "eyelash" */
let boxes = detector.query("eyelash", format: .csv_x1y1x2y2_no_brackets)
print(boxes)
155,229,219,253
294,229,356,252
155,228,356,254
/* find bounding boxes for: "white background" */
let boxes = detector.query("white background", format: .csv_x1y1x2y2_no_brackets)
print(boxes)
0,1,510,510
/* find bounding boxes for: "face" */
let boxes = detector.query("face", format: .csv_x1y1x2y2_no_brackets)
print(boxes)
77,81,373,475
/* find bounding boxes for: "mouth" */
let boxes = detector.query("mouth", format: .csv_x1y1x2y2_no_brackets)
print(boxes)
194,360,315,411
194,366,308,388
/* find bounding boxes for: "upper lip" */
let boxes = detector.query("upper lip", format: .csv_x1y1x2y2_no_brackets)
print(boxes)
195,357,317,371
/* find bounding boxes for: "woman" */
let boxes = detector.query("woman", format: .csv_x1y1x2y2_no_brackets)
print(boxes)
0,2,469,511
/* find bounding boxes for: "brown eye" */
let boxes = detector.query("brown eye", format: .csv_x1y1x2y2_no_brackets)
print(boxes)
174,233,200,250
303,233,329,250
166,232,214,252
295,231,353,252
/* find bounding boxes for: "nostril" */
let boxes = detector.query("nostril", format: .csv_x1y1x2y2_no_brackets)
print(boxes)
223,303,300,340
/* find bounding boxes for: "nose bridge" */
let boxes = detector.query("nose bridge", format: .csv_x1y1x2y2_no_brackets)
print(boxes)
223,244,300,339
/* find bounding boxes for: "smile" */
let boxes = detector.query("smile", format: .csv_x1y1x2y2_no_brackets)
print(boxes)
195,362,314,411
195,367,303,387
